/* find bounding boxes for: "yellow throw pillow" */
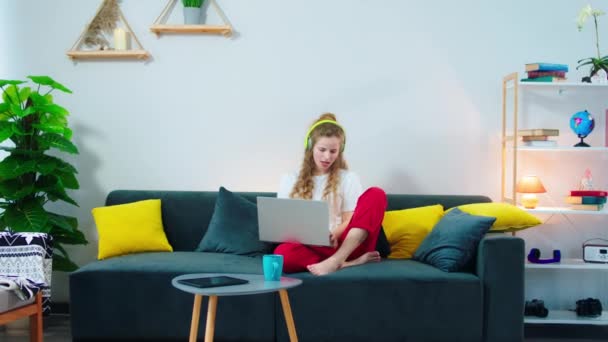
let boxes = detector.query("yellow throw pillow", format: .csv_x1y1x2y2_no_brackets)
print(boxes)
451,202,542,232
382,204,444,259
92,199,173,260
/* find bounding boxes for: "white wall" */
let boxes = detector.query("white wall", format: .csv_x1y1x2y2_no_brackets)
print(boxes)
2,0,606,302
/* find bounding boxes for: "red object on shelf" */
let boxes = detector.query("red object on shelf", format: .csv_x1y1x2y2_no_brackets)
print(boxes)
570,190,608,197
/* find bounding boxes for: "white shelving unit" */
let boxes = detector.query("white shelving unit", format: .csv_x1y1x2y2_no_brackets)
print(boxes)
523,206,608,215
525,310,608,325
526,258,608,270
502,73,608,327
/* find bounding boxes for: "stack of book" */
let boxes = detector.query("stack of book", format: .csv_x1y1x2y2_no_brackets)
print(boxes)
565,190,607,211
522,63,568,82
517,129,559,147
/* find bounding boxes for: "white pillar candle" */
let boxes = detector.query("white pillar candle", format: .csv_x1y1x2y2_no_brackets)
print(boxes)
113,28,129,50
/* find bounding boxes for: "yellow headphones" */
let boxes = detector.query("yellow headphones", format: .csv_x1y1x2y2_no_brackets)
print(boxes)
304,120,346,152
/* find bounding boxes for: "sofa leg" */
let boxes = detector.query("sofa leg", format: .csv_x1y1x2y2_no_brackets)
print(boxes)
29,292,43,342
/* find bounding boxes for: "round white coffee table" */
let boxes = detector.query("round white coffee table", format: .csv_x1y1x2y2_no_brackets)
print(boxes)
172,273,303,342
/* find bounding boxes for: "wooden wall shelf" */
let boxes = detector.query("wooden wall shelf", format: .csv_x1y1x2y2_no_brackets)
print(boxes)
66,50,150,60
67,1,149,61
150,24,232,36
152,0,233,38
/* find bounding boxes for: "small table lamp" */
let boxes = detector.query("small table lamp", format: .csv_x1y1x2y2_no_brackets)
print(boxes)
516,175,546,209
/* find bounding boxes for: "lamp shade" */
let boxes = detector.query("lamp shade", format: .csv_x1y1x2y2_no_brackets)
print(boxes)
516,176,546,193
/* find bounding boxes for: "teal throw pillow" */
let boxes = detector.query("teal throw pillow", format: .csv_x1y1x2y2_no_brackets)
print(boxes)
196,186,274,256
413,207,495,272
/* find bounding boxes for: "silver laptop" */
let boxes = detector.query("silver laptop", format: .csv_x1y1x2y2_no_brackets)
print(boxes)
257,197,331,247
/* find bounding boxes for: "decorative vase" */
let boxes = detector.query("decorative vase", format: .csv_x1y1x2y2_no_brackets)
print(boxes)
183,7,202,24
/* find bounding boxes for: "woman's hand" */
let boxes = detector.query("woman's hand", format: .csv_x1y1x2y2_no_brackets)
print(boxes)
329,231,339,248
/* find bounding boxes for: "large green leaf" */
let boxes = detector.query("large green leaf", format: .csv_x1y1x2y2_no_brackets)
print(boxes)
0,102,10,116
27,76,72,94
0,79,25,87
19,87,31,103
35,174,59,191
2,85,22,106
37,133,79,154
57,171,79,189
52,229,87,245
0,155,37,179
48,212,78,233
52,252,78,272
0,121,14,142
32,123,65,135
3,199,49,232
29,92,48,106
46,186,78,206
16,106,36,118
35,155,77,175
34,103,69,117
0,179,35,200
0,146,44,156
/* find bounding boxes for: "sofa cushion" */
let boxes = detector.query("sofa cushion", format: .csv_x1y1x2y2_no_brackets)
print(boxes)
196,187,274,256
451,202,541,232
92,199,173,259
414,208,495,272
382,204,444,259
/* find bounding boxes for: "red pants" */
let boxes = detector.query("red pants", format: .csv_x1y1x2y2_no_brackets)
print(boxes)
274,187,387,273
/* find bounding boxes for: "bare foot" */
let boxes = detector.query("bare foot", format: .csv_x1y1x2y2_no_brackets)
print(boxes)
307,257,341,276
342,251,381,268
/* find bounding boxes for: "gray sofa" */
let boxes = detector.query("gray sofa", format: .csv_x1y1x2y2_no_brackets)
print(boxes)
70,190,525,342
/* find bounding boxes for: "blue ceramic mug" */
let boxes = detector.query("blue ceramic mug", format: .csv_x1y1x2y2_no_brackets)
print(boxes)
263,254,283,281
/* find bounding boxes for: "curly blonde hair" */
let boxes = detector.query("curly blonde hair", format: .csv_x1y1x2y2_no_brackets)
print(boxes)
290,113,348,206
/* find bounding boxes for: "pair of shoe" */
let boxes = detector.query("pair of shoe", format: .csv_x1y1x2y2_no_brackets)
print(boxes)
576,298,603,317
524,299,548,318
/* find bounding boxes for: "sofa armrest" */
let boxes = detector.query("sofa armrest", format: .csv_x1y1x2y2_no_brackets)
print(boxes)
476,233,524,342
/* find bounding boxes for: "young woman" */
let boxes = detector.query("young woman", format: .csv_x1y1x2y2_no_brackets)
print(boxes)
274,113,387,276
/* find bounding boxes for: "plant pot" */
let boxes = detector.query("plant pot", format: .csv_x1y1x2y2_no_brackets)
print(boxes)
183,7,202,25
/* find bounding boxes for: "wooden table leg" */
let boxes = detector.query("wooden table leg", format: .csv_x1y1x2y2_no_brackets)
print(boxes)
30,292,42,342
189,295,202,342
279,289,298,342
205,295,218,342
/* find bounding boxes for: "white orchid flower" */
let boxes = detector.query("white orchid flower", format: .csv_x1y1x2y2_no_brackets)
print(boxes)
577,4,593,31
577,4,605,31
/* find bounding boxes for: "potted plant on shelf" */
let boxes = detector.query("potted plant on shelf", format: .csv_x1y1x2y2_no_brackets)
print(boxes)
182,0,205,25
576,4,608,82
0,76,87,272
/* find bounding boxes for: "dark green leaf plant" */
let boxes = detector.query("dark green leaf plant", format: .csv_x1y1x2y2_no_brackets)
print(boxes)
0,76,87,272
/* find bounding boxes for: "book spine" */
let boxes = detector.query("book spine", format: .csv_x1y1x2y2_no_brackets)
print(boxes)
565,196,608,204
570,204,605,211
525,63,569,72
570,190,608,197
521,136,549,141
521,76,566,82
527,71,567,78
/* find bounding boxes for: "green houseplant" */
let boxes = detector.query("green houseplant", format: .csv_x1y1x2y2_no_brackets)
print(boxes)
576,4,608,79
0,76,87,272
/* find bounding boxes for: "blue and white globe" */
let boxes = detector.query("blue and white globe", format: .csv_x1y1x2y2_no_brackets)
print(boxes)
570,110,595,147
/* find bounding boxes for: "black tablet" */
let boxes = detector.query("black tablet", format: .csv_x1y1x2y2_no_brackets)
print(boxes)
177,276,249,289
